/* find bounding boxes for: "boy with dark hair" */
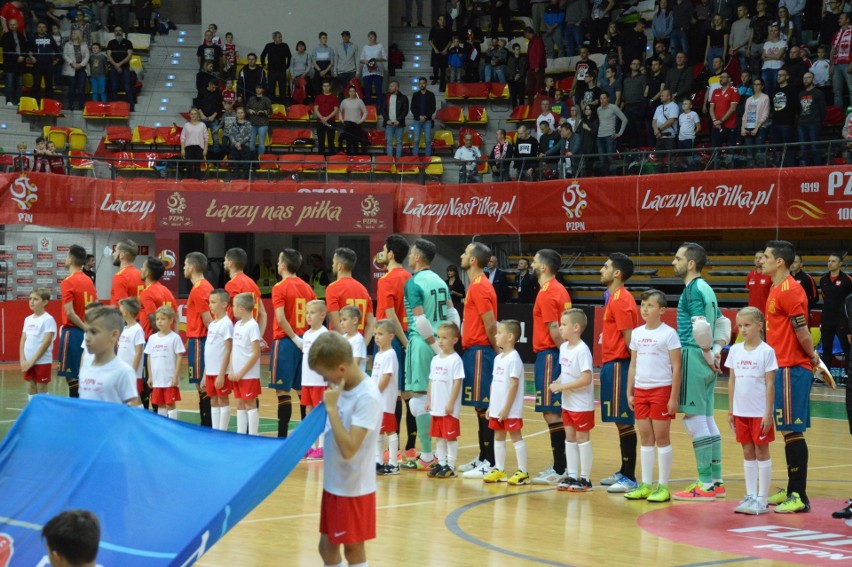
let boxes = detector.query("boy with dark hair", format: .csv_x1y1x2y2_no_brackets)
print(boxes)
42,510,100,567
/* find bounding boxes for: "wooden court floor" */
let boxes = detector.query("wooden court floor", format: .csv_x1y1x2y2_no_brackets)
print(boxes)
0,362,849,567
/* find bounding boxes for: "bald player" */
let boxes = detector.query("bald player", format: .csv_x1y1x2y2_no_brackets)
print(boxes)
184,251,214,427
326,247,376,346
110,239,144,306
58,244,97,398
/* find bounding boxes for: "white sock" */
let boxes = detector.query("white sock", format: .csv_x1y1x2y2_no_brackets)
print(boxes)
167,409,178,420
744,459,758,498
348,562,369,567
447,440,458,468
578,441,592,480
757,459,772,505
565,441,579,478
657,445,673,485
324,562,344,567
219,406,230,430
377,434,386,465
514,439,528,473
641,446,656,485
435,439,447,466
421,451,433,462
248,408,259,435
158,407,168,417
237,409,247,434
494,439,507,471
388,433,399,466
211,407,222,430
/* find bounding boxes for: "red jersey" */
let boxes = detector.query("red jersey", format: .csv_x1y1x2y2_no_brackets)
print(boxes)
746,269,772,313
139,281,177,339
110,265,144,306
225,272,262,321
186,278,214,338
0,4,25,34
375,267,411,332
602,287,639,362
326,277,374,333
462,274,498,349
60,271,97,328
766,275,810,370
271,276,316,339
710,86,740,128
532,278,572,353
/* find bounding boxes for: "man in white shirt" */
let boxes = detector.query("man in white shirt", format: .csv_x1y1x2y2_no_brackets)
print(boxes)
652,89,680,158
535,99,558,141
454,132,482,183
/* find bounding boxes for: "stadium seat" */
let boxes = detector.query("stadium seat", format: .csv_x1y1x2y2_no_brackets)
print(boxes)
824,105,845,126
396,156,422,174
105,102,130,118
269,128,314,149
466,106,488,125
301,153,326,172
270,104,288,121
68,128,88,151
43,126,70,148
69,150,94,172
17,97,40,115
287,104,312,122
557,77,574,91
373,155,396,174
132,126,156,145
39,99,63,117
488,82,509,100
105,126,133,145
277,154,304,174
431,130,454,152
435,106,465,126
326,154,351,174
507,105,530,122
256,154,280,176
365,105,378,124
83,101,109,118
348,154,372,174
424,156,444,175
445,83,466,101
366,129,387,150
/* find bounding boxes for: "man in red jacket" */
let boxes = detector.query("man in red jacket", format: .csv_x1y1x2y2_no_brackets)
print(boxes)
524,26,546,104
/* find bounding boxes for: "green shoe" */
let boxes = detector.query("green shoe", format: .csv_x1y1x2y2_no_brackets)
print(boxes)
774,492,810,514
624,482,654,500
766,487,788,506
647,484,671,502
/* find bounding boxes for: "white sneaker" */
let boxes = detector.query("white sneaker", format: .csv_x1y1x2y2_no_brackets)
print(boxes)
606,477,638,493
458,458,483,473
743,498,770,515
532,467,562,485
733,495,756,514
600,471,624,486
461,461,493,479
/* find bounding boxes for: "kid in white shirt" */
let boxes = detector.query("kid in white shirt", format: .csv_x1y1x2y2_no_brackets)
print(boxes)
302,300,329,457
78,307,140,406
340,304,367,373
145,306,185,419
372,320,400,474
206,289,234,431
117,298,145,395
426,322,465,478
20,288,57,399
230,292,262,435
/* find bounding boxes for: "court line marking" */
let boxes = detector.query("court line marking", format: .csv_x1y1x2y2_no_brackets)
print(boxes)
674,558,759,567
445,489,575,567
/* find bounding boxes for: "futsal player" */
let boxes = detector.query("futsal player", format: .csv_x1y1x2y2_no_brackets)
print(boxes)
184,251,214,427
58,245,97,398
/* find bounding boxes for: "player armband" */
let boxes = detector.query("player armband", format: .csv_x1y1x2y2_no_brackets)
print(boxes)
447,307,460,328
789,314,808,329
713,315,731,346
691,316,712,350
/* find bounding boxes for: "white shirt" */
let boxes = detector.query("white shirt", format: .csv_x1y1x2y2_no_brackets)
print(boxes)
488,350,525,419
117,323,145,378
724,341,778,417
80,338,94,371
558,341,595,412
678,111,700,140
347,332,367,373
79,357,138,404
536,112,557,140
231,318,261,380
429,352,465,417
454,145,481,172
22,312,57,365
302,326,329,386
629,323,681,389
810,59,830,87
388,93,397,122
762,40,787,70
371,348,399,413
324,378,381,497
653,102,679,137
145,331,185,388
205,316,234,377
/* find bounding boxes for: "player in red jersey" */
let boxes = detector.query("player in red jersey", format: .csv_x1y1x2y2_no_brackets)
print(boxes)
530,248,573,485
184,252,214,427
761,240,822,514
224,247,268,336
270,248,316,437
746,250,772,315
326,247,375,345
375,234,415,457
110,239,144,306
139,256,177,410
58,244,97,398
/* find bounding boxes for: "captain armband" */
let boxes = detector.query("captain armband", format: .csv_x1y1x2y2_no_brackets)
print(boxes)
789,314,808,329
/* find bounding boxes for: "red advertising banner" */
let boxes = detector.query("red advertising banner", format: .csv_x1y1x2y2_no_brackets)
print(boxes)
778,166,852,228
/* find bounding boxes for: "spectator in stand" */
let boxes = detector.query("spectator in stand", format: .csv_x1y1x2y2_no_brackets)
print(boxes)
677,98,700,164
784,46,809,95
535,98,558,141
730,5,752,75
197,79,223,153
705,14,729,71
761,23,787,94
552,89,567,116
710,0,735,22
703,56,725,114
652,89,679,157
339,86,367,156
647,57,666,111
780,0,805,40
749,0,771,74
515,258,540,303
798,72,827,167
261,32,292,105
463,29,482,83
653,0,673,47
429,15,452,90
246,84,271,157
136,0,153,36
484,37,509,82
195,60,217,102
596,92,627,174
314,79,339,156
602,65,622,107
777,6,795,44
491,0,511,36
220,100,236,153
181,108,208,180
746,250,772,314
237,53,267,104
197,30,223,73
447,35,466,83
570,47,598,108
289,42,311,102
771,69,797,166
411,77,437,158
508,43,528,107
28,21,59,104
105,26,133,110
735,69,754,145
538,121,560,169
832,12,852,107
566,104,580,130
382,80,409,159
821,1,843,52
335,31,358,90
455,132,482,183
89,42,107,103
579,103,599,171
490,128,514,182
228,106,252,178
602,24,623,65
671,0,693,57
791,255,819,317
812,45,831,103
447,0,467,33
646,41,673,72
405,0,425,27
112,0,131,32
741,77,769,164
582,73,604,110
0,0,25,34
311,32,336,97
545,121,582,178
70,11,92,48
2,19,27,106
622,19,648,70
360,31,387,113
525,27,546,107
514,125,540,180
665,51,693,103
709,71,739,149
590,0,615,53
543,0,565,58
563,0,589,57
693,0,712,57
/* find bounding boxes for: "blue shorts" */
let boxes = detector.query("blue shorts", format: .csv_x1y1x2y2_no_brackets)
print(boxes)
375,336,406,392
534,349,562,413
58,326,84,380
186,337,206,384
774,366,813,433
462,345,496,410
269,337,302,391
600,359,634,424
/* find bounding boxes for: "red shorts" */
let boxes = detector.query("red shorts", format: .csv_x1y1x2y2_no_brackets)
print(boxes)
24,363,51,384
430,415,461,440
634,386,674,420
150,386,182,405
137,378,144,394
488,417,523,431
205,374,233,397
380,412,398,434
734,415,775,445
301,385,326,407
232,378,261,401
561,409,595,431
320,490,376,545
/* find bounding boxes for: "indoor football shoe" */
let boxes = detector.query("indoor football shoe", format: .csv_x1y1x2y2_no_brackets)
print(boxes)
483,469,507,483
437,465,457,479
607,477,638,493
672,484,715,501
600,471,624,486
766,488,788,506
774,492,810,514
458,458,483,473
646,484,671,502
556,476,579,492
568,478,593,492
624,483,653,500
507,471,531,486
713,482,727,498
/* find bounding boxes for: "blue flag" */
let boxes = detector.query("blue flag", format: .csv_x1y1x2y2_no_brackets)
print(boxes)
0,396,326,566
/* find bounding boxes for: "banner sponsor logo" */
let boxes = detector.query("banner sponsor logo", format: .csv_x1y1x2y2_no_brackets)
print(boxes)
355,195,386,229
400,195,517,226
16,245,33,252
164,191,191,227
0,533,14,567
99,193,156,221
641,182,775,217
9,176,38,223
562,182,587,231
37,237,51,253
